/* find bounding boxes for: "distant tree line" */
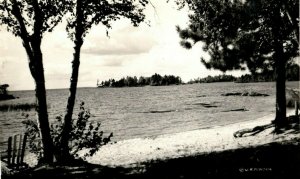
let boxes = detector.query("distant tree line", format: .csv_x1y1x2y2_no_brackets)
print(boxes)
99,64,299,87
236,64,300,83
98,73,182,87
188,64,299,84
188,75,236,84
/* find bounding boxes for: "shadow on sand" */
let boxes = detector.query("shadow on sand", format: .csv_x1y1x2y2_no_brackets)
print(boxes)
3,139,300,179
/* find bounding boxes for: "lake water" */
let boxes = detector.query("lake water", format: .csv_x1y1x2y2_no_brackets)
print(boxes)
0,82,299,151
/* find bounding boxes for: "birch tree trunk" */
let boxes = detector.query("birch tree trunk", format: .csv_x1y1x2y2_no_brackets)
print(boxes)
60,0,84,158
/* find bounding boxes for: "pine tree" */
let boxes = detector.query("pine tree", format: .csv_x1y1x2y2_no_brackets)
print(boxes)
177,0,299,129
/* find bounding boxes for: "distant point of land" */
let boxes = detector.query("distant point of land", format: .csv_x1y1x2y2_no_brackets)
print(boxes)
97,73,183,88
0,84,15,101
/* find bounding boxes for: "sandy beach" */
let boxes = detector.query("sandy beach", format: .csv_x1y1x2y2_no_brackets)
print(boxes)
22,110,298,168
69,110,298,167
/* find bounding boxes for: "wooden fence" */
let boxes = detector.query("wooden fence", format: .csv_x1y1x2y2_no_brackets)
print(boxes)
1,133,28,169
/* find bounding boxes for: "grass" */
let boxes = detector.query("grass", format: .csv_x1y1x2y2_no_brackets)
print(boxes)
0,103,36,111
2,139,300,179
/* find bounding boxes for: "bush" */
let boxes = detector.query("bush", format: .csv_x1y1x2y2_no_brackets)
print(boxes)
22,102,113,161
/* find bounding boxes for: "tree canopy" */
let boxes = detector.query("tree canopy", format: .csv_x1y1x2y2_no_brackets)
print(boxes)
0,0,66,37
65,0,148,41
177,0,299,74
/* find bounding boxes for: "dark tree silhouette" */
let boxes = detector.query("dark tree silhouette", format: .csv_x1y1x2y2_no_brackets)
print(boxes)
60,0,149,158
0,0,67,163
176,0,299,130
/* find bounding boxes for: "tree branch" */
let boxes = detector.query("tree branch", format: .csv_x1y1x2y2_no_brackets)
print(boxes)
32,0,42,44
11,0,35,78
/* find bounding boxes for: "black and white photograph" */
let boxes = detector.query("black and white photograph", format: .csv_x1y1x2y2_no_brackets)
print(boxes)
0,0,299,178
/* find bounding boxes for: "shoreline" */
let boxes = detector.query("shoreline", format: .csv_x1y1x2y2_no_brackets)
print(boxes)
77,110,298,167
23,110,298,167
22,110,298,168
1,110,296,178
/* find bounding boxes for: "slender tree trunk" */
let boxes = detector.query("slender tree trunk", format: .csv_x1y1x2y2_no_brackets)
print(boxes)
33,53,54,163
31,39,54,163
60,0,84,159
60,42,82,157
23,41,54,163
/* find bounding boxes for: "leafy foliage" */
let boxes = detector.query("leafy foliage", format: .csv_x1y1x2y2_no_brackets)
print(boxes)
65,0,149,41
0,0,68,37
22,102,113,160
22,117,43,159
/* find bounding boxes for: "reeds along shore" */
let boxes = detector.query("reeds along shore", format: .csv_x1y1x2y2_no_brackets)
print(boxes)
0,103,36,111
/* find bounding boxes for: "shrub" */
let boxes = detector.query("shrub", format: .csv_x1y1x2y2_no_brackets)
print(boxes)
22,102,113,161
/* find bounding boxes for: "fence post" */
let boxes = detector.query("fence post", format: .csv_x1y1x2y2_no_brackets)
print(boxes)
20,133,27,164
12,135,17,165
7,137,12,166
17,134,22,167
295,101,299,116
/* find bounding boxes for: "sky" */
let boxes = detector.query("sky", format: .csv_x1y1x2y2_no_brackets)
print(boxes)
0,0,247,91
